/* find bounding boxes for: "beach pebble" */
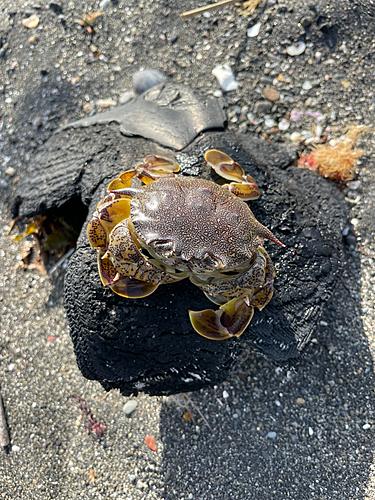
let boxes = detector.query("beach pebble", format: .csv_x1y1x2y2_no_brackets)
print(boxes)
278,119,290,130
302,81,313,90
254,100,273,114
22,15,39,29
263,87,280,101
133,70,166,95
5,167,16,176
267,431,277,439
123,400,138,417
264,117,275,128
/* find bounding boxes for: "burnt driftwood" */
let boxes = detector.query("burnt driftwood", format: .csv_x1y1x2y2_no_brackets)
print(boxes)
12,82,348,396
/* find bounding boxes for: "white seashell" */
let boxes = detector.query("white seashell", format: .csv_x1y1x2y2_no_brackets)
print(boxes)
132,70,166,95
302,80,313,90
212,64,240,92
247,23,261,38
286,41,306,56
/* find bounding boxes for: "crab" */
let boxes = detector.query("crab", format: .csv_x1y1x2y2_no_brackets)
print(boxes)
87,150,283,341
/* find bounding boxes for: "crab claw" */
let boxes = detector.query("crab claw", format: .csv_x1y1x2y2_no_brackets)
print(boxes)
110,277,158,299
205,149,260,200
189,297,254,341
143,154,180,174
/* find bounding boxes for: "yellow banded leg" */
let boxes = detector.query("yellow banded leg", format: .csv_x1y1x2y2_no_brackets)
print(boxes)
251,246,276,310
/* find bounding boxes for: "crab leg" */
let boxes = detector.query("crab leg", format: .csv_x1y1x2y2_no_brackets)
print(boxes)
251,246,276,310
205,149,260,200
87,197,131,249
189,297,254,341
97,250,159,298
107,155,180,191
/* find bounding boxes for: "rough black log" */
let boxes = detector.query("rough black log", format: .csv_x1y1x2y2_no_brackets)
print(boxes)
12,83,348,396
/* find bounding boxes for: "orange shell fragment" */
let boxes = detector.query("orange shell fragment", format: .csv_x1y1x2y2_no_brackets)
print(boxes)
145,435,158,452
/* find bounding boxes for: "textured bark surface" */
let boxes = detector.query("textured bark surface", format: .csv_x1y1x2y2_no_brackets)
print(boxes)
13,86,348,396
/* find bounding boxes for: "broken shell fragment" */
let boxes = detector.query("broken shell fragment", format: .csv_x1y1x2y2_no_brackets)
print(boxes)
132,70,166,95
22,15,40,29
286,41,306,56
247,22,261,38
212,64,240,92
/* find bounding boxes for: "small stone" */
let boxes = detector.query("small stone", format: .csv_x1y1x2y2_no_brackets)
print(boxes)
8,363,15,372
345,235,356,246
278,119,290,131
83,103,93,113
347,180,361,190
22,15,40,29
263,87,280,101
254,100,273,114
89,44,99,54
259,76,274,85
295,397,305,405
133,69,166,95
247,22,261,38
5,167,16,176
238,122,248,134
351,218,360,227
11,445,20,452
213,89,223,98
315,51,322,63
302,81,313,90
119,91,133,105
264,117,275,128
267,431,277,439
49,2,63,15
286,41,306,56
169,30,179,44
308,427,314,436
28,35,37,44
222,390,229,399
363,423,371,430
129,474,137,483
341,80,350,89
123,400,138,417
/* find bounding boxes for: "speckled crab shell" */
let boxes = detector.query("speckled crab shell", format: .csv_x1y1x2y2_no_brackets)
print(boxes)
87,150,283,340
